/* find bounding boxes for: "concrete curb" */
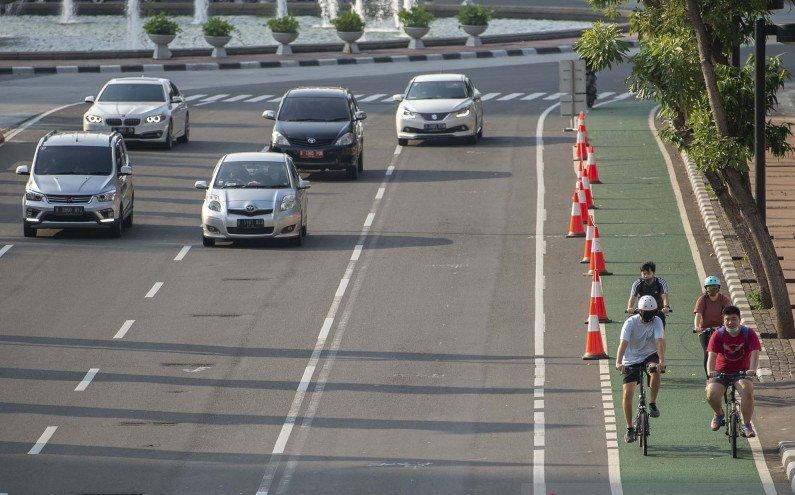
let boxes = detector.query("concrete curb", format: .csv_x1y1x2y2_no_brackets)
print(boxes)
679,151,774,380
779,441,795,493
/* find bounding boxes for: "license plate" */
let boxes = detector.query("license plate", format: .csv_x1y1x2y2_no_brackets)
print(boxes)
299,150,324,159
54,206,84,216
112,127,135,136
424,123,446,131
237,218,264,229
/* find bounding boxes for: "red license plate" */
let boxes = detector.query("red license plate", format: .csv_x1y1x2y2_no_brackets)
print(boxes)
299,150,324,159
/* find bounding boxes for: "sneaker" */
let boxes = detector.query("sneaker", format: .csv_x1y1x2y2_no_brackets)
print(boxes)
710,414,725,431
625,427,637,443
742,423,756,438
649,402,660,418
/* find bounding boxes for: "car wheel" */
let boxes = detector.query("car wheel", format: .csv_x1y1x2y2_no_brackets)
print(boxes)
477,122,484,139
162,121,174,150
289,233,303,247
178,114,190,144
23,223,36,238
301,224,307,237
202,236,215,247
109,216,123,238
122,211,133,228
346,162,359,180
398,138,408,146
357,150,364,172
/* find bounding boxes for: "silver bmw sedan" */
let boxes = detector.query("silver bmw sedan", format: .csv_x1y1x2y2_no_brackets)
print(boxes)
195,152,309,247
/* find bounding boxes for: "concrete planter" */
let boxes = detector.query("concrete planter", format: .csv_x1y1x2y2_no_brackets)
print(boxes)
272,31,298,55
337,31,363,54
147,33,176,59
460,24,487,47
404,26,430,50
204,35,231,58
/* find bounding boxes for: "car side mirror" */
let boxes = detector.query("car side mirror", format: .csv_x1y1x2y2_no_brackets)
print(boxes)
298,180,311,190
84,96,95,103
119,165,132,176
354,111,367,121
194,180,209,190
392,94,404,102
473,90,482,100
171,96,183,104
263,110,276,120
15,165,30,175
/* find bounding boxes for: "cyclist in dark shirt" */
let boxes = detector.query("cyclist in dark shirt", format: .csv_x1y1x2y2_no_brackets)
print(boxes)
626,261,670,326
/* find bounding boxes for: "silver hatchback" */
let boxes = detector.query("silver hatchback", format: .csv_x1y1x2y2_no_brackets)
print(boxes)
195,152,310,247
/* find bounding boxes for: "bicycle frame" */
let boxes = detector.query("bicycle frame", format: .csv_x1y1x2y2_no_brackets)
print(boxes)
717,372,747,459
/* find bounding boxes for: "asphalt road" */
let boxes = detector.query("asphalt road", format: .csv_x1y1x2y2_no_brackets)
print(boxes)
0,51,790,494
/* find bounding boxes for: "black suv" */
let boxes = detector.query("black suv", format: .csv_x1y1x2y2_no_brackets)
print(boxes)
264,87,366,180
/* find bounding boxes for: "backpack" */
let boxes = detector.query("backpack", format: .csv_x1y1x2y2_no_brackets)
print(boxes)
715,325,750,349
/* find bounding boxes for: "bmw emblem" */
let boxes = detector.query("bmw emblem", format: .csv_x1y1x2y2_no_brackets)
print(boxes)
245,204,256,212
431,114,438,120
307,137,317,144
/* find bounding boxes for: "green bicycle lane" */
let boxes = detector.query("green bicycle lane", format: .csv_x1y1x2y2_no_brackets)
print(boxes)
586,99,768,494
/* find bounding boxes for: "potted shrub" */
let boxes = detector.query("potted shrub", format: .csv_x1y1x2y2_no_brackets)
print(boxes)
331,11,365,54
398,6,434,50
202,17,236,58
267,15,299,55
457,4,491,47
143,12,181,60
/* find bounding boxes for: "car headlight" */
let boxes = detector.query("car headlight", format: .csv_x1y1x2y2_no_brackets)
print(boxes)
25,190,44,201
207,200,222,212
272,131,290,147
335,132,355,146
94,190,117,202
280,194,296,211
145,114,165,124
402,108,416,117
455,106,471,118
85,114,103,123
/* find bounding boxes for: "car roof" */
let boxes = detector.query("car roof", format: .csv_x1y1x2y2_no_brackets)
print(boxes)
106,76,169,86
412,73,466,83
222,152,287,163
41,131,114,147
285,87,349,98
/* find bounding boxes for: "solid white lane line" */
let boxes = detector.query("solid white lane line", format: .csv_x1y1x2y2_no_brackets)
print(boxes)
174,245,191,261
613,92,633,100
394,145,402,155
1,102,83,146
497,92,523,101
0,245,12,258
74,368,99,392
350,244,363,261
521,92,545,101
598,92,616,99
183,94,207,102
359,93,386,102
354,94,365,99
113,320,135,339
375,187,385,200
543,92,565,100
145,282,163,298
28,426,57,455
533,101,559,495
363,212,375,228
599,325,623,495
245,94,274,103
480,92,500,101
224,94,253,102
386,165,395,175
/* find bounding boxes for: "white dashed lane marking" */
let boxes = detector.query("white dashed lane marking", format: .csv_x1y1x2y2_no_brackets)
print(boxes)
74,368,99,392
497,92,523,101
245,94,274,102
183,94,207,102
480,92,500,101
145,282,163,298
28,426,57,455
521,92,545,100
0,245,12,258
114,320,135,339
359,93,387,102
223,94,252,102
174,245,191,261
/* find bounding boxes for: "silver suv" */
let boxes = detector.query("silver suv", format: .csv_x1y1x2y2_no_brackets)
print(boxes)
16,131,134,238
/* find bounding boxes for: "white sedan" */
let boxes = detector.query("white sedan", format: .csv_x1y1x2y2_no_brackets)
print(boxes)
393,73,484,146
83,76,189,150
195,152,310,247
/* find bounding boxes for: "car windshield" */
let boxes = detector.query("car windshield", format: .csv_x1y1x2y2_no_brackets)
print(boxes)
98,84,166,102
214,161,291,189
278,96,350,122
406,81,468,100
34,145,113,175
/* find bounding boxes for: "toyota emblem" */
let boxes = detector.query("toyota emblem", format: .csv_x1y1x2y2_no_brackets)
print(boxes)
307,137,316,144
245,204,256,212
431,114,438,120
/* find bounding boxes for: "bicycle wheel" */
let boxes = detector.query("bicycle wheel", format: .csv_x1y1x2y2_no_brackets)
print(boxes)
639,411,649,455
730,410,739,458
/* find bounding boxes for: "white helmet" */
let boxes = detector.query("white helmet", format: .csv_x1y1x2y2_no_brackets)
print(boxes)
637,295,658,311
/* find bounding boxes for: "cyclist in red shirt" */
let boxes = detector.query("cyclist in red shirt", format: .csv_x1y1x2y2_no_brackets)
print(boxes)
705,305,762,437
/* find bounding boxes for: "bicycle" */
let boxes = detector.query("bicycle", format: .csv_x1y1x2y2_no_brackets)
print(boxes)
622,362,663,456
714,371,748,458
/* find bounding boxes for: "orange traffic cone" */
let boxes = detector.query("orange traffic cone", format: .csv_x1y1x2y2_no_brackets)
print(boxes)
588,271,612,323
566,192,586,237
578,111,590,145
576,123,588,161
586,145,602,184
582,313,609,360
579,167,596,209
589,226,612,276
576,182,589,222
581,213,594,264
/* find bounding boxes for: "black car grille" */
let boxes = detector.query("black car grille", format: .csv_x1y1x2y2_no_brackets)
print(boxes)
124,118,141,126
46,194,92,204
404,125,469,134
228,208,274,217
41,212,97,222
227,226,275,235
287,137,336,147
105,118,123,126
419,112,449,121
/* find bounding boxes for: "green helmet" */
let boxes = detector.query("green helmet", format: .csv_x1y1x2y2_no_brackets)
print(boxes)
704,275,720,287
